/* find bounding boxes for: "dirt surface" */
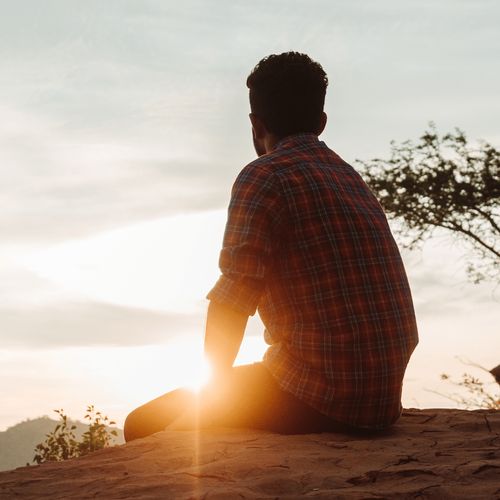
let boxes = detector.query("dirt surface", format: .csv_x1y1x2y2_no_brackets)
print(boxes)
0,408,499,499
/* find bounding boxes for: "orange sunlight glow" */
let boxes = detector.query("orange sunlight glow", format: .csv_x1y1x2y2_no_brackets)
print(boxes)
183,356,212,394
150,334,267,398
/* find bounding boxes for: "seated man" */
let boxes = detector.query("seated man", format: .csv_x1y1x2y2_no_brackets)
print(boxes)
124,52,419,442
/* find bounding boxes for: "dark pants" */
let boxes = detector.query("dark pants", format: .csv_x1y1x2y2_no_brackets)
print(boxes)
124,362,359,442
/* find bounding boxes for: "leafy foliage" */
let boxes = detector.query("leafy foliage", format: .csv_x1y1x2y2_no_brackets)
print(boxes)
33,406,118,465
78,405,118,455
32,409,78,464
358,124,499,283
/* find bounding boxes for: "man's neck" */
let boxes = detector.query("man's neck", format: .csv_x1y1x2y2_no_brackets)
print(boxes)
263,134,280,155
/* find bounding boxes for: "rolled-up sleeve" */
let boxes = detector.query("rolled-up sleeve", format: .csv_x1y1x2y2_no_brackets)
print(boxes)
207,163,283,316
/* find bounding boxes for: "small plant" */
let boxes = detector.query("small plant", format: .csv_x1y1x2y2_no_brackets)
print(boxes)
78,405,118,455
33,409,78,464
439,372,500,410
33,406,118,465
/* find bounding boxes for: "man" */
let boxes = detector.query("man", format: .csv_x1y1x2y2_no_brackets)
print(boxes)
124,52,418,442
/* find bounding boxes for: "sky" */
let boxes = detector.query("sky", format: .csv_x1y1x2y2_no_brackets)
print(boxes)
1,0,499,430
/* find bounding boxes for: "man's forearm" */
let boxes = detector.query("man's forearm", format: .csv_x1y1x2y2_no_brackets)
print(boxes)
204,300,248,377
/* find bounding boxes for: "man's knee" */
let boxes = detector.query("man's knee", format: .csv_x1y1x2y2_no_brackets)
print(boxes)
124,389,195,442
123,407,144,442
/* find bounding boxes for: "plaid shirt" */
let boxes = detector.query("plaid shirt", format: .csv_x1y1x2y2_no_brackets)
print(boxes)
208,133,418,429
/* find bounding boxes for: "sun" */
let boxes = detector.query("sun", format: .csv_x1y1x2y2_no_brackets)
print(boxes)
159,335,267,396
153,338,214,395
99,333,268,418
183,356,212,393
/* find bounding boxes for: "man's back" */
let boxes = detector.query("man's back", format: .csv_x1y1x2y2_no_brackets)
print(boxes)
209,133,419,430
125,52,419,442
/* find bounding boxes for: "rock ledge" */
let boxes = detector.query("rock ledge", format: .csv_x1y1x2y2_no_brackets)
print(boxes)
0,409,499,499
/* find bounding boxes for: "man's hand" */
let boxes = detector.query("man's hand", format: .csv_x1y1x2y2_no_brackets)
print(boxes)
204,300,248,378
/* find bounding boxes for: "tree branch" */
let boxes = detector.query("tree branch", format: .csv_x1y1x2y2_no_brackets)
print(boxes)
471,207,500,234
448,221,500,258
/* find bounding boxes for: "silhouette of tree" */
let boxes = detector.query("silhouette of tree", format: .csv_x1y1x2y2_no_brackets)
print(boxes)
358,124,499,283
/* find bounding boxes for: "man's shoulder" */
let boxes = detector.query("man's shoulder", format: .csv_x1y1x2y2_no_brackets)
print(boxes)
235,140,355,189
235,152,283,184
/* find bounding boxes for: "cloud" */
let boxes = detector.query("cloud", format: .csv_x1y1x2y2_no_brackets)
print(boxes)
19,210,226,313
1,0,499,359
398,230,500,317
0,300,205,349
2,0,499,251
0,1,254,247
0,105,236,245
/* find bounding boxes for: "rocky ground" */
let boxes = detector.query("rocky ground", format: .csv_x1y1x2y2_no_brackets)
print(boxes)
0,408,499,499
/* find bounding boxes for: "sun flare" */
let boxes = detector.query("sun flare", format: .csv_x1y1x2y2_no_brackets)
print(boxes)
137,335,267,400
183,357,212,393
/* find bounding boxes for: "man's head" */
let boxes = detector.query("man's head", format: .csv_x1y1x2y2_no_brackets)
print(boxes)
247,52,328,156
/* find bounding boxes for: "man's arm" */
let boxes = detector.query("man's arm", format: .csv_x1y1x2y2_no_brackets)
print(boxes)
205,165,282,376
204,300,249,378
165,301,248,431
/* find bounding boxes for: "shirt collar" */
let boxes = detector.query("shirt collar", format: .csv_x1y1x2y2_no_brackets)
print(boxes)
273,133,320,151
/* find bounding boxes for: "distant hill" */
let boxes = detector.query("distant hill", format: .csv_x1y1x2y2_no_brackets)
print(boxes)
0,416,124,472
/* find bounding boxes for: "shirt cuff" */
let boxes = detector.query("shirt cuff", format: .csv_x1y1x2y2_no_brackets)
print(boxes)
206,274,263,316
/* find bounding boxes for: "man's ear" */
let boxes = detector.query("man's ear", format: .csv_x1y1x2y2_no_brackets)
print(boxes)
249,113,267,139
317,112,327,135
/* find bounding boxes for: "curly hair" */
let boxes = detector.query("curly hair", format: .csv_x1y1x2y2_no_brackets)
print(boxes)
246,52,328,138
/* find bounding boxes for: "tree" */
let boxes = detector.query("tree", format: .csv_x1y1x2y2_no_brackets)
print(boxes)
358,124,499,283
33,406,118,465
